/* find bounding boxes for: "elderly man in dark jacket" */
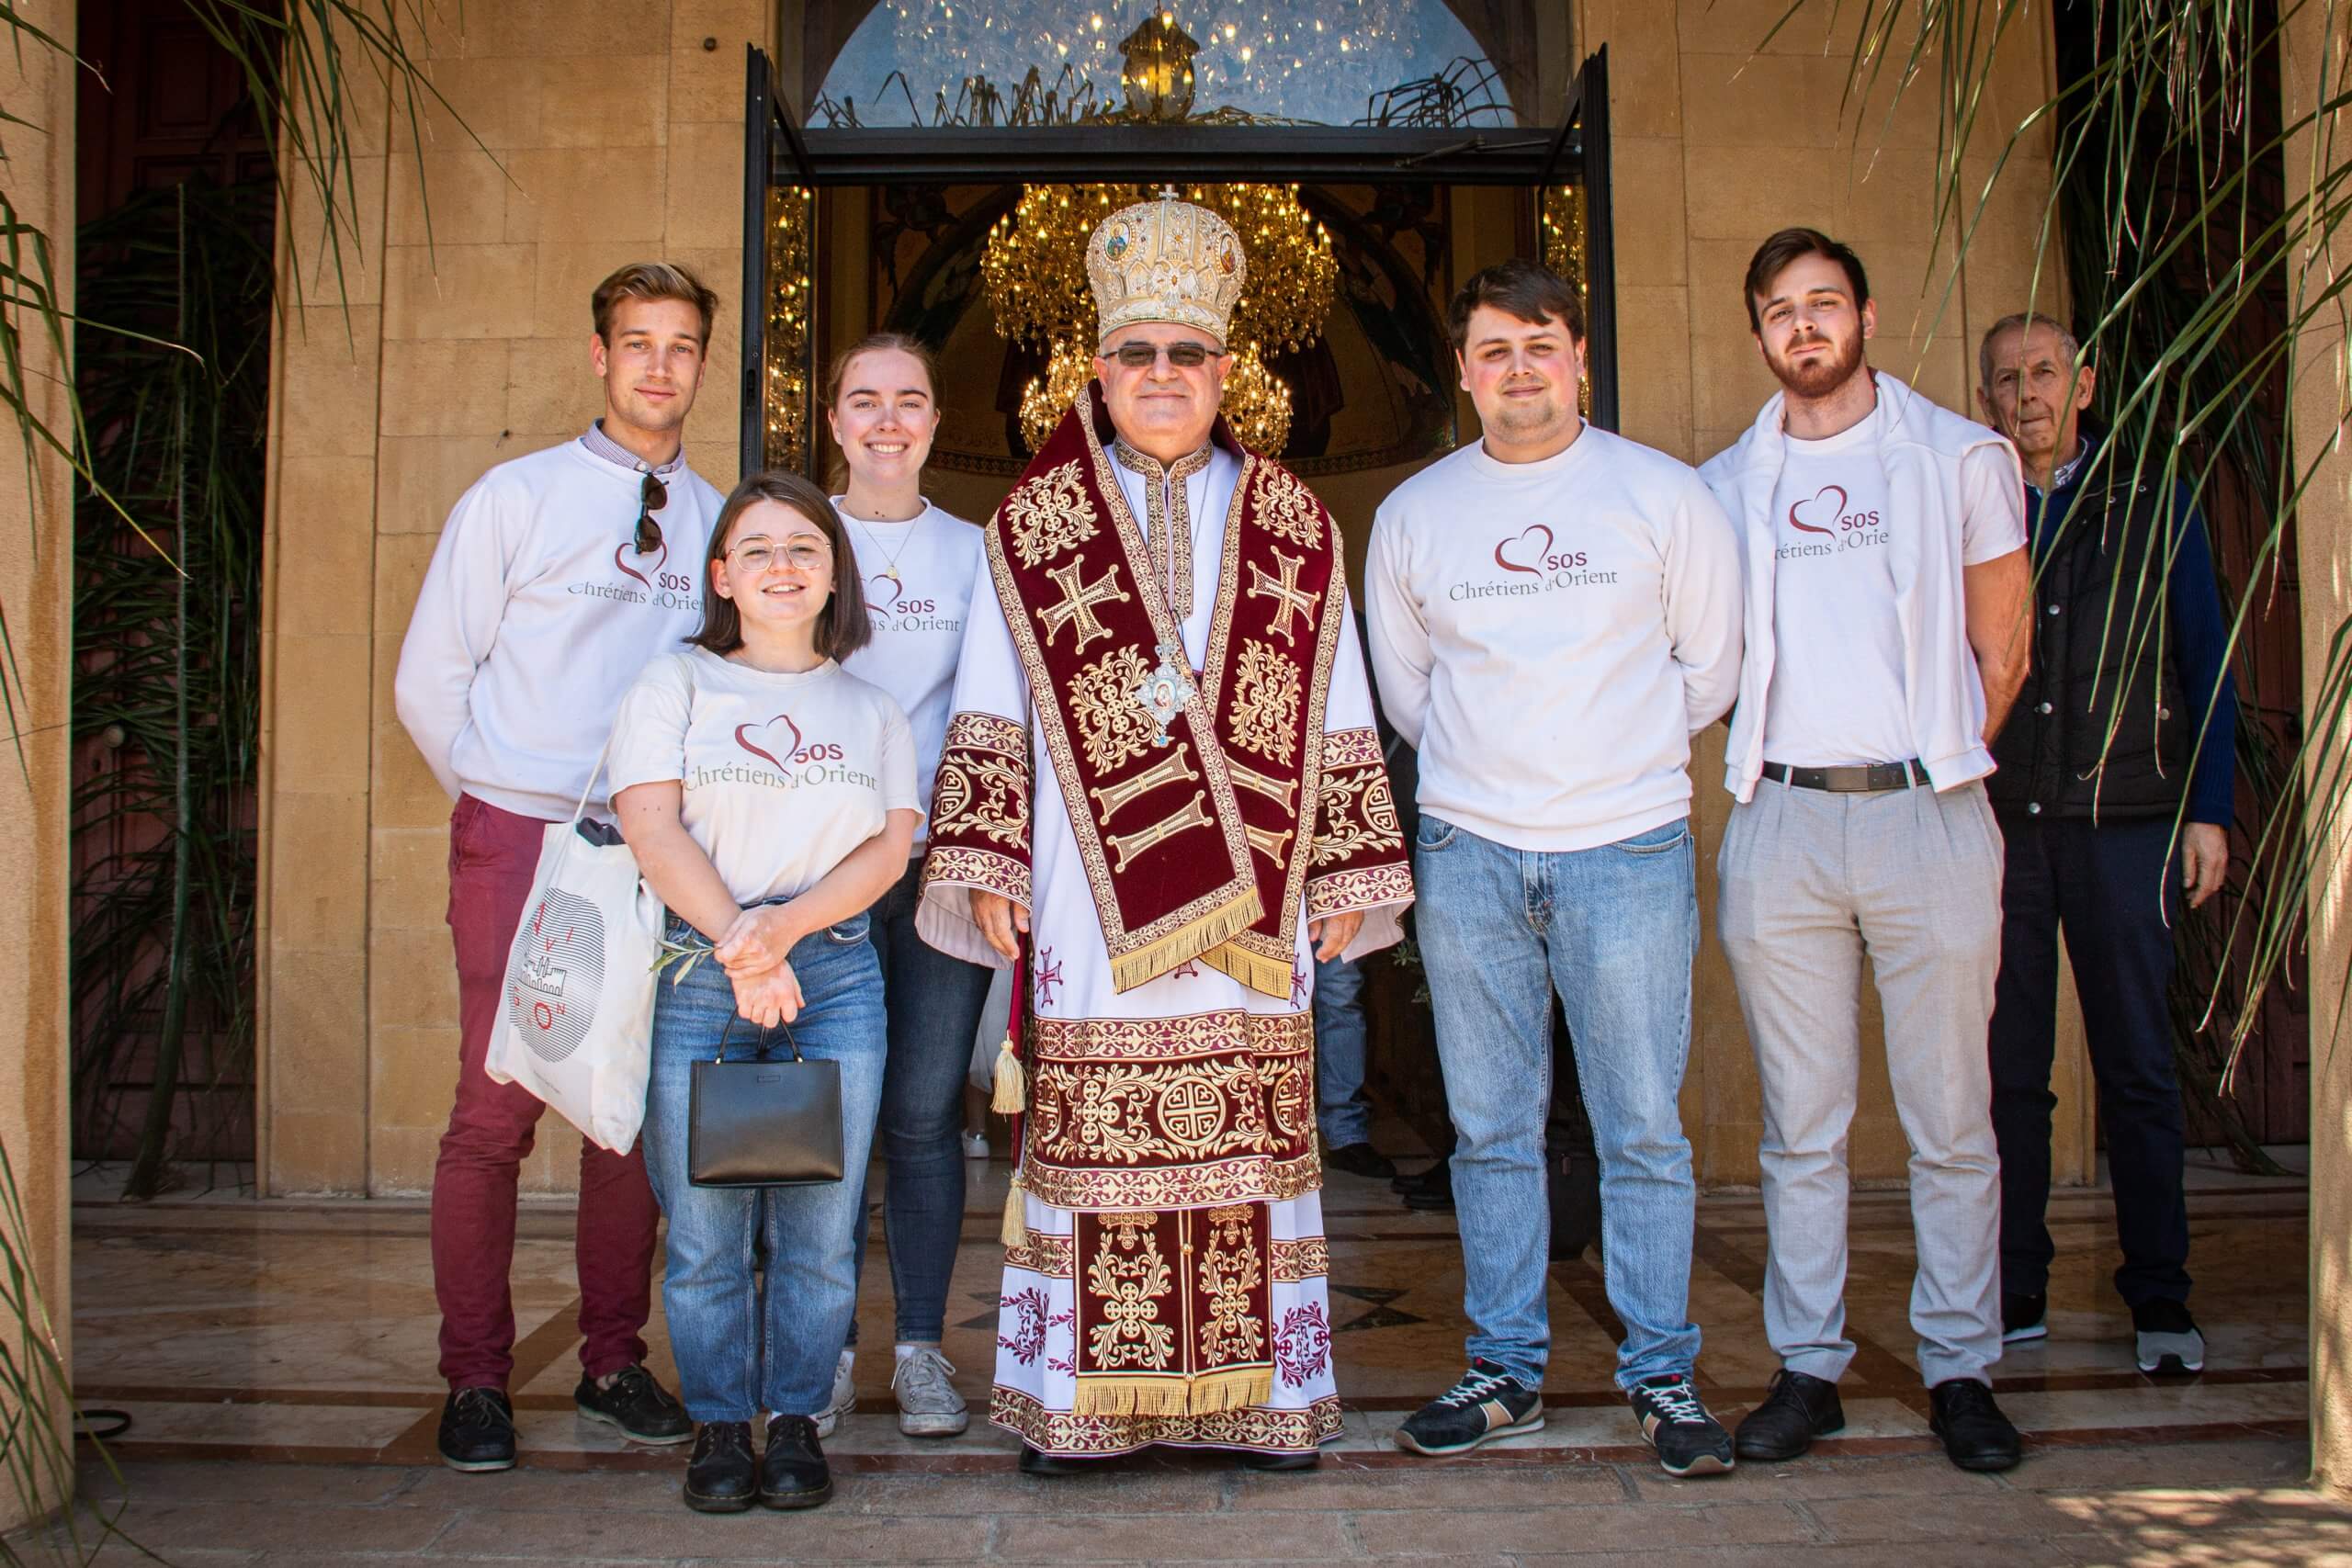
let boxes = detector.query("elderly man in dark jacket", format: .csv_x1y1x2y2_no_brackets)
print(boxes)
1975,311,2237,1379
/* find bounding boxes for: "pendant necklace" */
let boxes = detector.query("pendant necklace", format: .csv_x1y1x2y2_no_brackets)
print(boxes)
846,500,923,590
1134,459,1200,747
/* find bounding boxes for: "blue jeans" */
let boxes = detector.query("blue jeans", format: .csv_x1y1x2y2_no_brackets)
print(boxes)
1415,814,1702,1392
641,914,887,1423
1313,951,1371,1147
856,858,996,1343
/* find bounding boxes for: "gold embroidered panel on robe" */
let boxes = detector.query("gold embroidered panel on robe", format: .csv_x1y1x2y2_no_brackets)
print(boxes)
1069,1205,1272,1416
1305,725,1411,919
1019,1010,1318,1210
989,1387,1343,1457
923,711,1033,907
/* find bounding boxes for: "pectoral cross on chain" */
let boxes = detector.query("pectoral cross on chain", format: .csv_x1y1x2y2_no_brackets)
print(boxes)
1247,547,1318,646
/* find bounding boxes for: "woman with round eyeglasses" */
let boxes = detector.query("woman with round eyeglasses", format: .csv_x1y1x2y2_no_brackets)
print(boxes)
608,469,920,1513
818,333,997,1441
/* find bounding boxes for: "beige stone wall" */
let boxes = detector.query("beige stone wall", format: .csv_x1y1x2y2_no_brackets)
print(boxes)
260,1,772,1196
261,0,2085,1194
2289,1,2352,1495
1578,0,2089,1186
0,0,78,1528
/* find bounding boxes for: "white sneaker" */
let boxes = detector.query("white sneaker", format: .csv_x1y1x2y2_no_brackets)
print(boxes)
961,1130,989,1159
892,1346,970,1437
814,1348,855,1438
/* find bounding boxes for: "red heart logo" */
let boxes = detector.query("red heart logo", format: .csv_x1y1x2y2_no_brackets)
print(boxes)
1788,484,1846,537
735,713,804,770
869,572,903,608
1493,524,1555,577
615,535,669,587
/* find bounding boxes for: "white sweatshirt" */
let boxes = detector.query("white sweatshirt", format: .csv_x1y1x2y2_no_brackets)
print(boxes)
834,498,986,849
394,440,724,822
1364,425,1745,852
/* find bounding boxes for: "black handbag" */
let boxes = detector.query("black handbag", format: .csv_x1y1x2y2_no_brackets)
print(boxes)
687,1014,844,1188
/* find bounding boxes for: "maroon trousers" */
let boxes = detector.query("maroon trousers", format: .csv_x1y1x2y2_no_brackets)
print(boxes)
431,794,659,1391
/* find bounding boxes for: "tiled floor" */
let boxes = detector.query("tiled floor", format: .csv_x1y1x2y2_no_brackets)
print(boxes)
33,1145,2340,1562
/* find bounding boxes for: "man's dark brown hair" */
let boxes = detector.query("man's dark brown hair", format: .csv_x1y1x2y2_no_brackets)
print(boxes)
1447,258,1587,354
688,470,872,663
1741,228,1871,333
592,262,721,346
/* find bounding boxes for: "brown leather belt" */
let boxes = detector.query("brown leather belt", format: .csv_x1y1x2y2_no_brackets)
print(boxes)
1759,760,1928,793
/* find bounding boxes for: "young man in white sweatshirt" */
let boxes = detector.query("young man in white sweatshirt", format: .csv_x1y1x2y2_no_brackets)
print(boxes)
1698,228,2033,1474
1365,260,1745,1476
393,263,727,1472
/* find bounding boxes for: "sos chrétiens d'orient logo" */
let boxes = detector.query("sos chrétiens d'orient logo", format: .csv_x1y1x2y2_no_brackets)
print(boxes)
865,571,959,633
1451,524,1618,601
1779,483,1888,558
734,712,845,770
575,535,703,610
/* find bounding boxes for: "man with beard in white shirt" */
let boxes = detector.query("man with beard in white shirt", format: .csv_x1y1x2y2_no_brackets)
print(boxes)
1700,227,2033,1473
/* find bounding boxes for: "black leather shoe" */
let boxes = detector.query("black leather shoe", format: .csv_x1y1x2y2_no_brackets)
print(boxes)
759,1414,834,1508
1238,1448,1320,1471
683,1421,758,1512
1325,1142,1398,1180
1928,1379,2022,1472
1018,1443,1091,1475
575,1364,691,1444
437,1386,516,1472
1732,1369,1844,1461
1399,1161,1456,1212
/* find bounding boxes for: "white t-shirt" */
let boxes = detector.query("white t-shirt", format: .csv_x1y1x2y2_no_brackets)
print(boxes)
834,499,985,850
1364,425,1745,852
1761,403,2024,766
607,648,919,906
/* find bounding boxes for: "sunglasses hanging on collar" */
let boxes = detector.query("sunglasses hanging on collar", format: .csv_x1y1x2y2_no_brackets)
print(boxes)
634,472,667,555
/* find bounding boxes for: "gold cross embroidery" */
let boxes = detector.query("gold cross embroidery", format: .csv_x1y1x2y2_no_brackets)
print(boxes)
1247,548,1317,646
1036,558,1131,653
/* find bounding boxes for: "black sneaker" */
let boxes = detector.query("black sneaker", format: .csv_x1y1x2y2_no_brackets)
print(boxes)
760,1414,834,1509
437,1386,516,1472
2132,1298,2206,1376
1325,1142,1398,1180
1400,1162,1456,1213
574,1364,692,1444
1927,1378,2022,1472
1396,1359,1544,1455
2001,1292,2048,1344
1628,1373,1734,1477
683,1420,758,1512
1732,1368,1844,1461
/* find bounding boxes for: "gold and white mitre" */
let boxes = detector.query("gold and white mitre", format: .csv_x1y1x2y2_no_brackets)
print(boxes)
1086,192,1247,345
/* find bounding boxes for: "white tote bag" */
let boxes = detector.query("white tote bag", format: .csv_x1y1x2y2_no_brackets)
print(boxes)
483,742,663,1154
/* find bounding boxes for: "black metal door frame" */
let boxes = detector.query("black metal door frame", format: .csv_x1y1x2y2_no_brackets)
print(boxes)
740,43,1618,474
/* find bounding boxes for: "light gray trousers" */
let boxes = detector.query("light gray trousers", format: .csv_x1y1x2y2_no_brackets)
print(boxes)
1716,775,2006,1388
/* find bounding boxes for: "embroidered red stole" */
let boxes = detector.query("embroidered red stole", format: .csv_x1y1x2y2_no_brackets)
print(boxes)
966,384,1347,998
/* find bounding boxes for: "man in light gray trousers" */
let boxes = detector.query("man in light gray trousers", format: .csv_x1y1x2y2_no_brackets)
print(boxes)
1699,229,2035,1474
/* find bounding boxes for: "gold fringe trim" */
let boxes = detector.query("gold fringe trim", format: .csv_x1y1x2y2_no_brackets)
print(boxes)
1196,940,1295,1000
1108,886,1265,994
1069,1365,1273,1418
1001,1171,1028,1250
989,1035,1025,1114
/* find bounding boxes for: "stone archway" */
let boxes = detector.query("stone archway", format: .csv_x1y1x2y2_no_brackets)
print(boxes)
786,1,1559,127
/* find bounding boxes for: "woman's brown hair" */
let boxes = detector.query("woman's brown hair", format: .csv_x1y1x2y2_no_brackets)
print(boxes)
687,470,872,663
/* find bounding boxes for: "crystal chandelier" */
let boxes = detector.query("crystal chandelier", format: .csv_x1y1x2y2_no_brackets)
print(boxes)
982,180,1336,454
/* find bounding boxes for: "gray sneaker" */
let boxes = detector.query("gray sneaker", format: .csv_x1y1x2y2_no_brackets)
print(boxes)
813,1348,855,1438
891,1346,970,1437
2132,1299,2205,1376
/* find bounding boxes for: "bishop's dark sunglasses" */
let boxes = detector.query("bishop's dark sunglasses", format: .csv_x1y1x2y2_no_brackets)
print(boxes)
634,473,666,555
1110,340,1213,369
